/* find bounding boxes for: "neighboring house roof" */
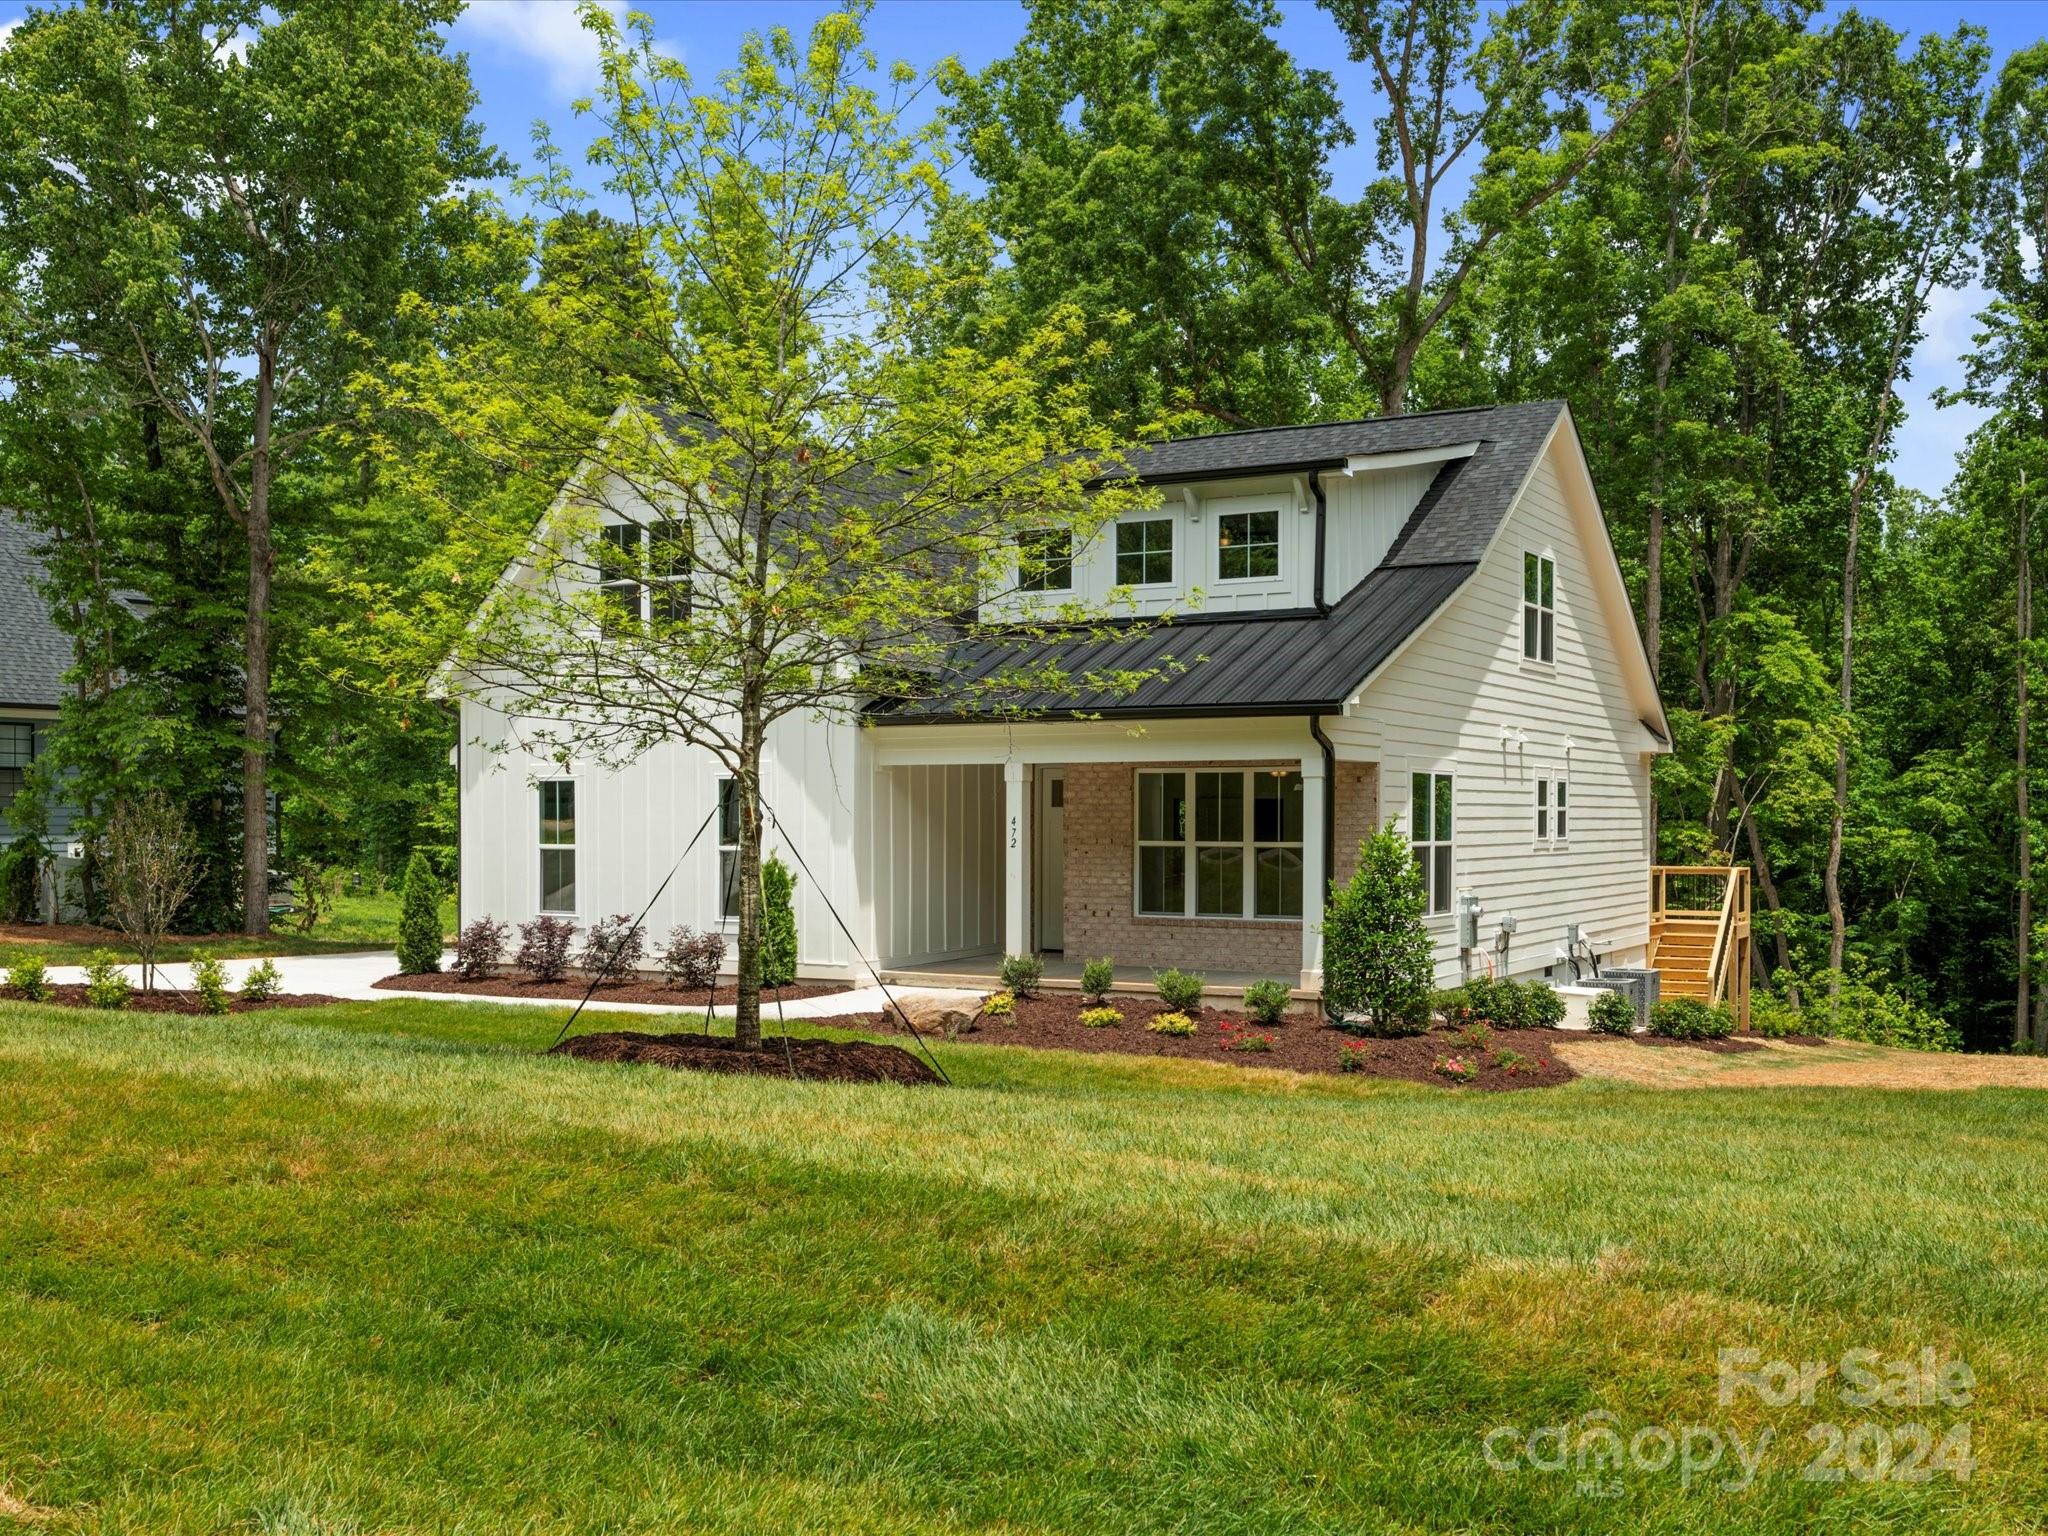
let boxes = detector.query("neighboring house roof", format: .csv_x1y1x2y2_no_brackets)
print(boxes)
873,401,1571,721
0,511,71,710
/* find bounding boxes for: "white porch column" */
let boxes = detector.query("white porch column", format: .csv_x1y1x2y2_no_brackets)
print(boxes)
1003,759,1031,957
1300,753,1327,988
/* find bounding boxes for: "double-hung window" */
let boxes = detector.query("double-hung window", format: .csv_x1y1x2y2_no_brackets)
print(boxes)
1135,768,1303,918
1411,771,1454,915
1217,509,1279,581
597,520,691,630
1017,529,1074,593
0,723,34,819
538,780,577,913
1115,518,1174,586
716,778,742,920
1535,776,1569,842
1523,553,1555,663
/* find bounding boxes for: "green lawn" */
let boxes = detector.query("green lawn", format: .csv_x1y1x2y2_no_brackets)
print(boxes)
1,887,456,966
1,998,2044,1533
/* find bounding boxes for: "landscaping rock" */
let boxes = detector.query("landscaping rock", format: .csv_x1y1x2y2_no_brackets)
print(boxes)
879,988,984,1041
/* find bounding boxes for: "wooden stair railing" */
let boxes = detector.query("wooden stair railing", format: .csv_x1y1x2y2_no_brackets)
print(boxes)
1648,865,1751,1030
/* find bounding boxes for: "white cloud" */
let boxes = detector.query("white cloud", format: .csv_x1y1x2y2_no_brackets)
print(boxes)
1,19,20,49
455,0,625,96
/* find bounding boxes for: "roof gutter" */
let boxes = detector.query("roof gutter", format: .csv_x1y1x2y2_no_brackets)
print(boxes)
1309,467,1329,615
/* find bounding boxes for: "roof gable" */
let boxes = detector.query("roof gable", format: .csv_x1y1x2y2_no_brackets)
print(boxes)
0,512,71,709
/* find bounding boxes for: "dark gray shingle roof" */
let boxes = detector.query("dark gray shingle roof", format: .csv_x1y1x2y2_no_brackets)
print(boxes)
874,401,1566,721
0,512,70,709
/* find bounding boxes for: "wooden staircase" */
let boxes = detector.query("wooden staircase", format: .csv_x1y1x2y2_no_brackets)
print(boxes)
1648,866,1751,1028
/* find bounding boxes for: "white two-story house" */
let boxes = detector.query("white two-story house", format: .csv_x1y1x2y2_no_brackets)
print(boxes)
455,400,1670,991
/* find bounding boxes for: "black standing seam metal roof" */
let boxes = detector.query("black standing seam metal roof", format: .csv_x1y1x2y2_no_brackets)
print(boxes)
871,401,1566,722
0,511,71,710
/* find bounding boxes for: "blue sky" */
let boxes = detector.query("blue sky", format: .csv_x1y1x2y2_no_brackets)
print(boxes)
2,0,2039,495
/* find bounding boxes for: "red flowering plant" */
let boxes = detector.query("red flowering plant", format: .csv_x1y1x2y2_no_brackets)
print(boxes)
1337,1041,1371,1073
1218,1019,1276,1054
1432,1053,1478,1082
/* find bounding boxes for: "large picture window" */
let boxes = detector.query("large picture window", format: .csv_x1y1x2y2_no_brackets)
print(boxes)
1411,771,1453,915
538,780,577,913
1135,768,1302,919
717,777,742,920
1115,518,1174,586
1217,509,1279,581
1523,552,1555,663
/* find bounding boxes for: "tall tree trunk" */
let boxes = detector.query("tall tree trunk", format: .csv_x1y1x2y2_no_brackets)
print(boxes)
733,694,765,1052
2018,469,2032,1050
1732,774,1799,1010
242,340,275,936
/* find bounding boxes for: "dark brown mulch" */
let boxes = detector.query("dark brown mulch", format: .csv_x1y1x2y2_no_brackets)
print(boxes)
868,991,1576,1089
373,971,851,1007
550,1029,941,1086
8,984,344,1015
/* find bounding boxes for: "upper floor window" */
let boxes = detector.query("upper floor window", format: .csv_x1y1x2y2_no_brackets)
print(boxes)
1217,509,1279,581
0,722,34,818
1523,553,1555,663
1115,518,1174,586
1534,776,1568,842
597,520,691,632
1017,529,1074,593
538,780,577,913
1411,771,1453,915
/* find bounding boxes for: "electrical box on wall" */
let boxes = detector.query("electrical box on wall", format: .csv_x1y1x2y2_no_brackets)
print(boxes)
1457,894,1483,950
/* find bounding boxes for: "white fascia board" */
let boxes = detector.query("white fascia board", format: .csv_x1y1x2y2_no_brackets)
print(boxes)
1337,442,1480,476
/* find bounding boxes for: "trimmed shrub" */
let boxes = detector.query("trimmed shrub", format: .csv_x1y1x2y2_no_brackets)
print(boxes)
1431,985,1477,1028
7,953,51,1002
660,925,726,989
241,958,284,1003
1243,979,1292,1026
1587,989,1637,1036
761,853,799,988
999,951,1045,998
517,916,576,982
1518,983,1567,1029
1322,824,1432,1035
394,851,443,974
1079,1006,1123,1029
190,955,231,1015
84,951,130,1011
1649,996,1734,1041
1079,956,1115,1002
1147,1010,1196,1036
456,917,510,981
982,989,1015,1018
579,913,646,984
1153,967,1204,1013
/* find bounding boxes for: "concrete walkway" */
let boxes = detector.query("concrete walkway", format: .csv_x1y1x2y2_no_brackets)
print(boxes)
42,950,980,1022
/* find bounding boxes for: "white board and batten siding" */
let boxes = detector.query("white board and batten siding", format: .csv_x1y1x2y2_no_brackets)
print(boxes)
1331,433,1660,986
458,697,876,978
871,764,1004,967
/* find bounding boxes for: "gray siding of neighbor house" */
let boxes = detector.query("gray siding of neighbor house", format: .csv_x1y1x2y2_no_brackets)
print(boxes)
1,514,78,848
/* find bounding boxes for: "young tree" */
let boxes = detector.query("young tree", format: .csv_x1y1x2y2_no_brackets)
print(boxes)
371,7,1161,1050
1322,824,1434,1035
0,0,504,933
395,851,443,975
102,793,201,993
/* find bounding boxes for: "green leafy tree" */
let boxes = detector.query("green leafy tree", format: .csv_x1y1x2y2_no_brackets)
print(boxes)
0,0,504,933
761,854,799,990
368,6,1163,1050
1322,824,1433,1035
395,851,443,975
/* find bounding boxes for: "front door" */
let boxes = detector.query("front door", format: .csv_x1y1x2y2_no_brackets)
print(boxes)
1034,770,1065,953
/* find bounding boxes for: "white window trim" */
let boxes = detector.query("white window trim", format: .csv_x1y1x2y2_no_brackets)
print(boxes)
599,518,692,626
1213,506,1283,585
1130,766,1305,922
1407,767,1456,919
1522,550,1556,667
1113,515,1177,589
1016,528,1075,594
537,777,579,916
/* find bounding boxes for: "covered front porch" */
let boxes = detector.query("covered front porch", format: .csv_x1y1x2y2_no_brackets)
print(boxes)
869,716,1358,990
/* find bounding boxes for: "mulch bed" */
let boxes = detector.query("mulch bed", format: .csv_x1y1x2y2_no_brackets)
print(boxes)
373,971,852,1007
7,984,344,1015
550,1028,941,1086
869,991,1578,1089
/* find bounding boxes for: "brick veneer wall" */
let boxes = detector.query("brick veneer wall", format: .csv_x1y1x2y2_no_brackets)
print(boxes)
1331,762,1381,887
1060,762,1305,976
